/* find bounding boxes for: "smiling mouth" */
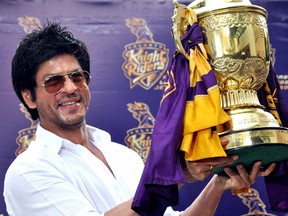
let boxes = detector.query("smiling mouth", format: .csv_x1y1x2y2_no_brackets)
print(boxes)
59,99,81,107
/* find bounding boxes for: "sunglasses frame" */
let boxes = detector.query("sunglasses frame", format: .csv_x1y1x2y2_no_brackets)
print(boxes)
39,70,91,95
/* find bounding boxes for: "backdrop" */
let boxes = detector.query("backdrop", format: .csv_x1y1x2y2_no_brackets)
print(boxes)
0,0,287,215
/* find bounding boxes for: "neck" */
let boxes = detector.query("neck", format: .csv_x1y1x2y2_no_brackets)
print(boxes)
41,122,113,175
40,121,90,146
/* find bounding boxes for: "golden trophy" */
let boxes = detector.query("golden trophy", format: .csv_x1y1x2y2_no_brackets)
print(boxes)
172,0,288,173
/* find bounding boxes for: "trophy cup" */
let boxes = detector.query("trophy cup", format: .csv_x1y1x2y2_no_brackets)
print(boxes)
172,0,288,173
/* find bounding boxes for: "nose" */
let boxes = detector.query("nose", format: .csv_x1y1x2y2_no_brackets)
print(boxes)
61,77,78,93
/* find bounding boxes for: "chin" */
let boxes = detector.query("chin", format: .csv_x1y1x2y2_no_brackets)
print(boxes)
61,117,85,130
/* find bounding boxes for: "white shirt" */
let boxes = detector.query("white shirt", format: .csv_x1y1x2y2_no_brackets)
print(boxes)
4,124,180,216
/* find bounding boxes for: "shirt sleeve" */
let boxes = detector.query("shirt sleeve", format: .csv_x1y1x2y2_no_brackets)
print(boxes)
164,207,182,216
4,157,103,216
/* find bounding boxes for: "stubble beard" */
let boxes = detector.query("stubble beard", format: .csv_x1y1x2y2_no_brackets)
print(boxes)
59,115,85,131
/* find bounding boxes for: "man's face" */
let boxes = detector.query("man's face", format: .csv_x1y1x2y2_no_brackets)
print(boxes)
32,54,90,131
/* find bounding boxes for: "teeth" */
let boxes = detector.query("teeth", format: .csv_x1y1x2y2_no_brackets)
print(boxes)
62,101,77,106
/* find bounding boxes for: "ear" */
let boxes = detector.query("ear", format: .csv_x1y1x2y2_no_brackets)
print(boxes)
21,90,37,109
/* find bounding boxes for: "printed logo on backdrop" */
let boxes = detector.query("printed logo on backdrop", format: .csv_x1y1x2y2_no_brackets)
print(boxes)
18,16,42,33
125,102,155,163
237,188,276,216
16,104,37,155
270,44,288,91
278,74,288,90
122,17,169,90
15,16,41,155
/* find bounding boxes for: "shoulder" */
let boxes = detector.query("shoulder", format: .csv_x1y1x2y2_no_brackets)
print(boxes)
111,141,142,159
88,125,140,157
87,125,144,165
4,145,64,183
4,131,67,188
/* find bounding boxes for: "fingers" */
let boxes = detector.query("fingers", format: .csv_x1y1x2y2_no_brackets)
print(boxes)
258,163,276,176
185,161,218,182
220,136,229,148
223,165,251,190
247,161,276,178
191,155,238,167
236,164,253,185
184,155,239,182
249,161,262,184
221,161,276,191
209,155,239,167
184,154,275,185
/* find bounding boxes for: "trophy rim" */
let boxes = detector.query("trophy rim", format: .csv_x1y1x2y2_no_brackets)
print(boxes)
214,127,288,174
214,143,288,174
220,126,288,148
195,5,268,19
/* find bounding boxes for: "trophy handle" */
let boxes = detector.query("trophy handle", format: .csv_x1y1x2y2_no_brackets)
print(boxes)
171,0,197,59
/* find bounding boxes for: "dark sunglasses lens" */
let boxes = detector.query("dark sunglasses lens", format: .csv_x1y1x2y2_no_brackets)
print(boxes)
83,72,90,85
43,71,90,94
70,71,90,88
44,75,65,94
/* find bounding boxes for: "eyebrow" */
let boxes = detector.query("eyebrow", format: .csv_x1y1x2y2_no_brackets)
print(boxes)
43,69,82,78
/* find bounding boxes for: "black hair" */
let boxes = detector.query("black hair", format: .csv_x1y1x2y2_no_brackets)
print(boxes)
11,22,90,120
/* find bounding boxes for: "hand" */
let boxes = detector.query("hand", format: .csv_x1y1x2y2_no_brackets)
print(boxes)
184,137,238,183
215,161,276,192
184,155,238,182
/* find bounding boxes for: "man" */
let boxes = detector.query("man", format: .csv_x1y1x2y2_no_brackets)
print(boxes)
4,22,275,216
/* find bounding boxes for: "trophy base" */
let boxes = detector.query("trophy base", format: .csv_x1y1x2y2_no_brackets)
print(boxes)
214,127,288,174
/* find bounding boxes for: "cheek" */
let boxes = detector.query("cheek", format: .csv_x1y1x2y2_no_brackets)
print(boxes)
35,93,56,112
84,89,91,105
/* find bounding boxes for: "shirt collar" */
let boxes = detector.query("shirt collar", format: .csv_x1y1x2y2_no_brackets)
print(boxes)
33,123,111,154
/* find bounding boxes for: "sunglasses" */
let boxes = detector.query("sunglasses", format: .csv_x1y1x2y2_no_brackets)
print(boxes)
39,70,91,95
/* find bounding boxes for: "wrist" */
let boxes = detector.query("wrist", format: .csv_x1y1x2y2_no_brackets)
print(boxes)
209,175,226,194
